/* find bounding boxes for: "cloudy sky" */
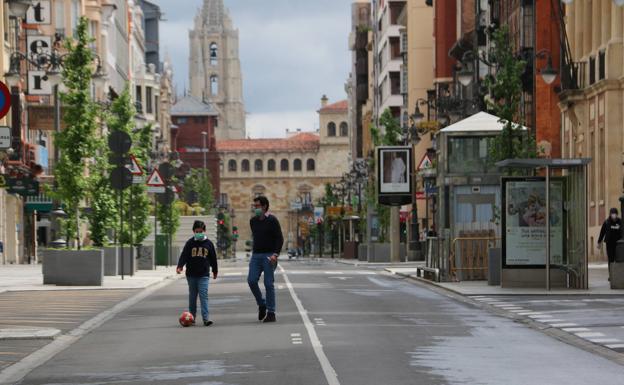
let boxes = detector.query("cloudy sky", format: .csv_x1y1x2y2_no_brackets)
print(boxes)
156,0,353,138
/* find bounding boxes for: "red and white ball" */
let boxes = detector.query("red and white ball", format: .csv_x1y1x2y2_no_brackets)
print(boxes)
179,311,194,327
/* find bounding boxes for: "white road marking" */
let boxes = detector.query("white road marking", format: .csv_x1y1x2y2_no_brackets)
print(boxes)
606,344,624,349
223,272,243,276
279,265,340,385
550,323,578,327
589,338,621,343
562,327,590,332
528,315,553,319
575,332,605,338
540,319,564,323
291,333,301,337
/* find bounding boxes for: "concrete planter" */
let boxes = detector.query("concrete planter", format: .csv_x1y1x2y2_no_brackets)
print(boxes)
41,249,104,286
137,245,155,270
369,243,391,262
610,263,624,289
488,247,501,286
358,244,368,261
103,247,119,276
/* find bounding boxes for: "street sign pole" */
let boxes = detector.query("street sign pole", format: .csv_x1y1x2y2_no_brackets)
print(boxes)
119,189,124,281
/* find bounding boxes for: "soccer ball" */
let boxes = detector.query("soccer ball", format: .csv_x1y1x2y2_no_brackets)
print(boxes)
179,311,194,327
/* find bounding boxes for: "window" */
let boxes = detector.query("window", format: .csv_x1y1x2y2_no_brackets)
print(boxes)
306,159,315,171
146,87,153,114
228,159,237,172
135,85,142,113
340,122,348,136
268,159,276,171
210,75,218,95
294,159,302,171
280,159,289,171
327,122,336,136
242,159,250,172
71,0,79,34
176,117,187,124
210,43,218,65
589,56,595,85
55,1,65,34
154,95,159,120
254,159,263,172
447,136,495,174
598,50,605,81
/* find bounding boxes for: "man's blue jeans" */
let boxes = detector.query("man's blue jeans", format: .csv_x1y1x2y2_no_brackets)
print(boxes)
247,252,276,313
187,276,209,321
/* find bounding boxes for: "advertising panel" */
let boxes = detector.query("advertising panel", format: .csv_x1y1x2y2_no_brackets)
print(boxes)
503,178,564,267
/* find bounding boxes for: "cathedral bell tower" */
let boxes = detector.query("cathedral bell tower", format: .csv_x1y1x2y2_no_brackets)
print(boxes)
189,0,246,140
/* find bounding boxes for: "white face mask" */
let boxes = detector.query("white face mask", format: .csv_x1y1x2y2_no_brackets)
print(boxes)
611,214,617,220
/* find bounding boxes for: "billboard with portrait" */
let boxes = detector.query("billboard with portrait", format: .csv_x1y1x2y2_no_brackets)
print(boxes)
377,146,412,206
502,178,565,267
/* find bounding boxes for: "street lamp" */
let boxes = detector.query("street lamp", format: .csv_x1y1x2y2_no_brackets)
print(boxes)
7,0,33,18
201,131,208,178
536,49,558,85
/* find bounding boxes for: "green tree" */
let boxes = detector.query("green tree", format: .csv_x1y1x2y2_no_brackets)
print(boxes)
51,17,99,248
157,198,181,242
365,108,402,242
484,26,536,164
183,168,215,214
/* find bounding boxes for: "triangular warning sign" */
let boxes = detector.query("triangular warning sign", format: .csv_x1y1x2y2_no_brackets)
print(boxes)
417,154,433,171
127,155,144,175
146,169,165,186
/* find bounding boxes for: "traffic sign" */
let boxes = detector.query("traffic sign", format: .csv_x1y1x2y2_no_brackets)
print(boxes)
0,126,10,149
108,131,132,154
417,154,433,171
127,155,143,175
147,186,165,194
110,166,133,190
158,162,175,181
0,81,11,120
146,169,165,186
7,177,39,196
132,175,144,184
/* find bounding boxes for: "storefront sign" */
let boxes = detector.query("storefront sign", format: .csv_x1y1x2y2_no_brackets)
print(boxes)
28,105,65,131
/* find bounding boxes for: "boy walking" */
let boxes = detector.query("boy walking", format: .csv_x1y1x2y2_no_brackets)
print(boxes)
248,196,283,323
177,220,218,326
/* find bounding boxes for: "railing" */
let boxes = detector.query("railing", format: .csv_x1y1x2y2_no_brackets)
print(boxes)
448,233,500,282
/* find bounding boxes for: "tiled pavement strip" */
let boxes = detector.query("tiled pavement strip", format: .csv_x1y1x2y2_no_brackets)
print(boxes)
0,264,179,372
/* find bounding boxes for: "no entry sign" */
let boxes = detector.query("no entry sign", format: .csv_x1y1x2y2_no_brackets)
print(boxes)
0,81,11,120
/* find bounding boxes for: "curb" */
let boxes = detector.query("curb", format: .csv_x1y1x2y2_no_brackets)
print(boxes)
0,275,179,385
386,269,624,368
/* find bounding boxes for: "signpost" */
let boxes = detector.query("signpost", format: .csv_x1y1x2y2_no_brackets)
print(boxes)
0,81,11,120
0,126,11,149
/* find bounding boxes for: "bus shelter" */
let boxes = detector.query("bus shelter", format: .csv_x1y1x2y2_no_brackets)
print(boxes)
496,158,591,290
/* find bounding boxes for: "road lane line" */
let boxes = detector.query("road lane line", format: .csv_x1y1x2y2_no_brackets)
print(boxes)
562,327,590,332
550,323,577,327
575,332,604,338
279,265,340,385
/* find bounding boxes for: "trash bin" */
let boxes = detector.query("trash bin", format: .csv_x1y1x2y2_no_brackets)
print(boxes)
611,241,624,289
488,247,501,286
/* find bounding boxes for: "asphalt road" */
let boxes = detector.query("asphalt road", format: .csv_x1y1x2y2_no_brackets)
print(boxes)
13,260,624,385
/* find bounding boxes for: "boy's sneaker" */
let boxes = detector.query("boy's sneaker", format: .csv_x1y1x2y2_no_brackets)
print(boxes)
203,320,213,326
263,312,276,323
258,305,267,321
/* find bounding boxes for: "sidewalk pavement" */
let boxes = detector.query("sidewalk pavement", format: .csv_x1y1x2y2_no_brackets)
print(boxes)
335,258,622,295
0,264,180,294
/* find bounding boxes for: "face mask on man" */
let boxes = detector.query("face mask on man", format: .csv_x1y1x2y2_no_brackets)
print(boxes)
611,214,618,220
194,232,206,241
254,208,263,217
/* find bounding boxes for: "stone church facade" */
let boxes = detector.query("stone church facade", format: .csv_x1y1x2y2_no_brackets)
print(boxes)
217,98,351,249
189,0,245,140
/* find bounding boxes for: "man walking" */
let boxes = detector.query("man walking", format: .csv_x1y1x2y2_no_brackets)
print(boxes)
248,195,283,323
598,208,622,281
177,220,218,326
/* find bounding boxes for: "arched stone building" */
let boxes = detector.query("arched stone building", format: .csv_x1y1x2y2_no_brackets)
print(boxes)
217,98,351,249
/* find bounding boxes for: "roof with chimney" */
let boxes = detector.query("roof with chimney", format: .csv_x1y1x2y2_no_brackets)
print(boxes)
319,100,348,113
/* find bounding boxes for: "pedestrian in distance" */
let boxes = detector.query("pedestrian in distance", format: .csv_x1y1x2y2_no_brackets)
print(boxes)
598,208,622,281
176,220,218,326
248,195,284,323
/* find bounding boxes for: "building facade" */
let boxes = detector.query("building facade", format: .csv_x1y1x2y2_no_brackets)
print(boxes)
559,1,624,260
217,98,350,248
189,0,245,140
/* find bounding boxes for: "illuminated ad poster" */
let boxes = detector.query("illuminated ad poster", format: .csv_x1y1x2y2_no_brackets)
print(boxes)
503,178,564,267
378,146,411,194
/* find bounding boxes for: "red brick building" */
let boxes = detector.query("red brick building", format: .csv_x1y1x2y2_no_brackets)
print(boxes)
170,95,221,198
